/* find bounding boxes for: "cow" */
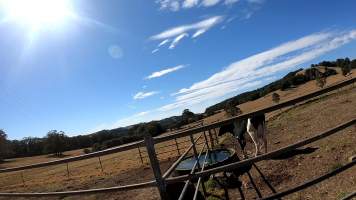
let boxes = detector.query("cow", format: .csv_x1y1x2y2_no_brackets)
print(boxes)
218,113,267,157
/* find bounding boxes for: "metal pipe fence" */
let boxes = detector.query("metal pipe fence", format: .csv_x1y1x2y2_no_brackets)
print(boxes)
166,118,355,183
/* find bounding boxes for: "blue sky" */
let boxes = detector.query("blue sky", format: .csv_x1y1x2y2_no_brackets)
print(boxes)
0,0,355,139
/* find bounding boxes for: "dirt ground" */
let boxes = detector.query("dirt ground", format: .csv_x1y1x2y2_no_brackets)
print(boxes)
227,85,356,200
0,71,355,200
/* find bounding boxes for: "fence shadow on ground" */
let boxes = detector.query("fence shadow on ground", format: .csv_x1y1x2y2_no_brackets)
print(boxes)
0,160,13,168
271,147,319,160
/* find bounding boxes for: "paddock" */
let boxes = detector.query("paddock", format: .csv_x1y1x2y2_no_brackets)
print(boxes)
0,77,355,200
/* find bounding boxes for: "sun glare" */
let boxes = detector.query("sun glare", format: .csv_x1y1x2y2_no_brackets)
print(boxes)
1,0,74,28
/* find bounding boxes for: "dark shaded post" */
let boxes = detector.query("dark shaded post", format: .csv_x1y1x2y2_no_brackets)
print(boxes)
137,147,144,165
66,163,70,178
203,130,210,150
213,128,219,145
144,133,169,200
174,138,181,156
189,134,201,169
208,129,215,149
98,156,104,173
20,171,25,186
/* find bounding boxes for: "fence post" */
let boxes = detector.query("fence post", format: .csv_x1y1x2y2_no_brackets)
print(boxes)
137,147,144,165
98,156,104,173
144,133,169,200
174,138,181,156
213,128,219,145
189,134,201,169
66,162,70,178
20,171,25,186
208,129,215,149
203,130,211,150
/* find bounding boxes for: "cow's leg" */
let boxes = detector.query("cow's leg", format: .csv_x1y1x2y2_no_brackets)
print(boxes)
247,119,260,157
237,138,248,159
234,137,239,153
262,126,267,154
258,122,267,154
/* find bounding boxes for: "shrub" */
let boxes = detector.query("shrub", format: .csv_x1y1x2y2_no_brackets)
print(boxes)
324,68,337,76
315,71,326,88
83,148,91,154
224,100,242,117
272,92,280,103
341,65,351,76
92,143,102,152
281,81,291,90
203,178,226,200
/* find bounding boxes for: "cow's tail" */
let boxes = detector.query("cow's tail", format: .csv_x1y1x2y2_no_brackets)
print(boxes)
258,117,267,153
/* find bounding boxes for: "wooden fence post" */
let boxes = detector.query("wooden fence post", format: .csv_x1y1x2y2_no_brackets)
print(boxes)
203,131,211,150
174,138,181,156
98,156,104,173
213,128,219,145
20,171,25,186
66,163,70,178
189,134,201,169
144,133,169,200
137,147,144,165
208,129,215,149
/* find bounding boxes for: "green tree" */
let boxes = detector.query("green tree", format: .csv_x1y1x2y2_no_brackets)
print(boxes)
351,59,356,69
272,92,280,104
224,100,242,117
182,109,195,123
144,121,164,137
23,137,44,156
44,130,67,156
341,65,351,76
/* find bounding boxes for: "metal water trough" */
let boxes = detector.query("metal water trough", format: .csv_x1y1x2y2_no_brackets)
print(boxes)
175,148,252,178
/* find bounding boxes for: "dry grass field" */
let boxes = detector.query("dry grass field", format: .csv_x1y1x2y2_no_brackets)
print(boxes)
0,70,355,200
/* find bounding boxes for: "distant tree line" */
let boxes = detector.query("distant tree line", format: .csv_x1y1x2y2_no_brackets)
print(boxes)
0,109,202,159
205,57,355,116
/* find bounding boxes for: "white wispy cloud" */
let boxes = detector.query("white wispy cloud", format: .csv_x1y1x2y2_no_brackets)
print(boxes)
247,0,264,4
160,30,356,111
201,0,221,7
133,91,159,100
159,39,170,47
151,16,223,40
169,33,188,49
224,0,240,5
183,0,199,8
150,16,223,50
152,49,159,54
146,64,186,79
156,0,180,11
92,29,356,132
110,111,152,129
156,0,240,11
